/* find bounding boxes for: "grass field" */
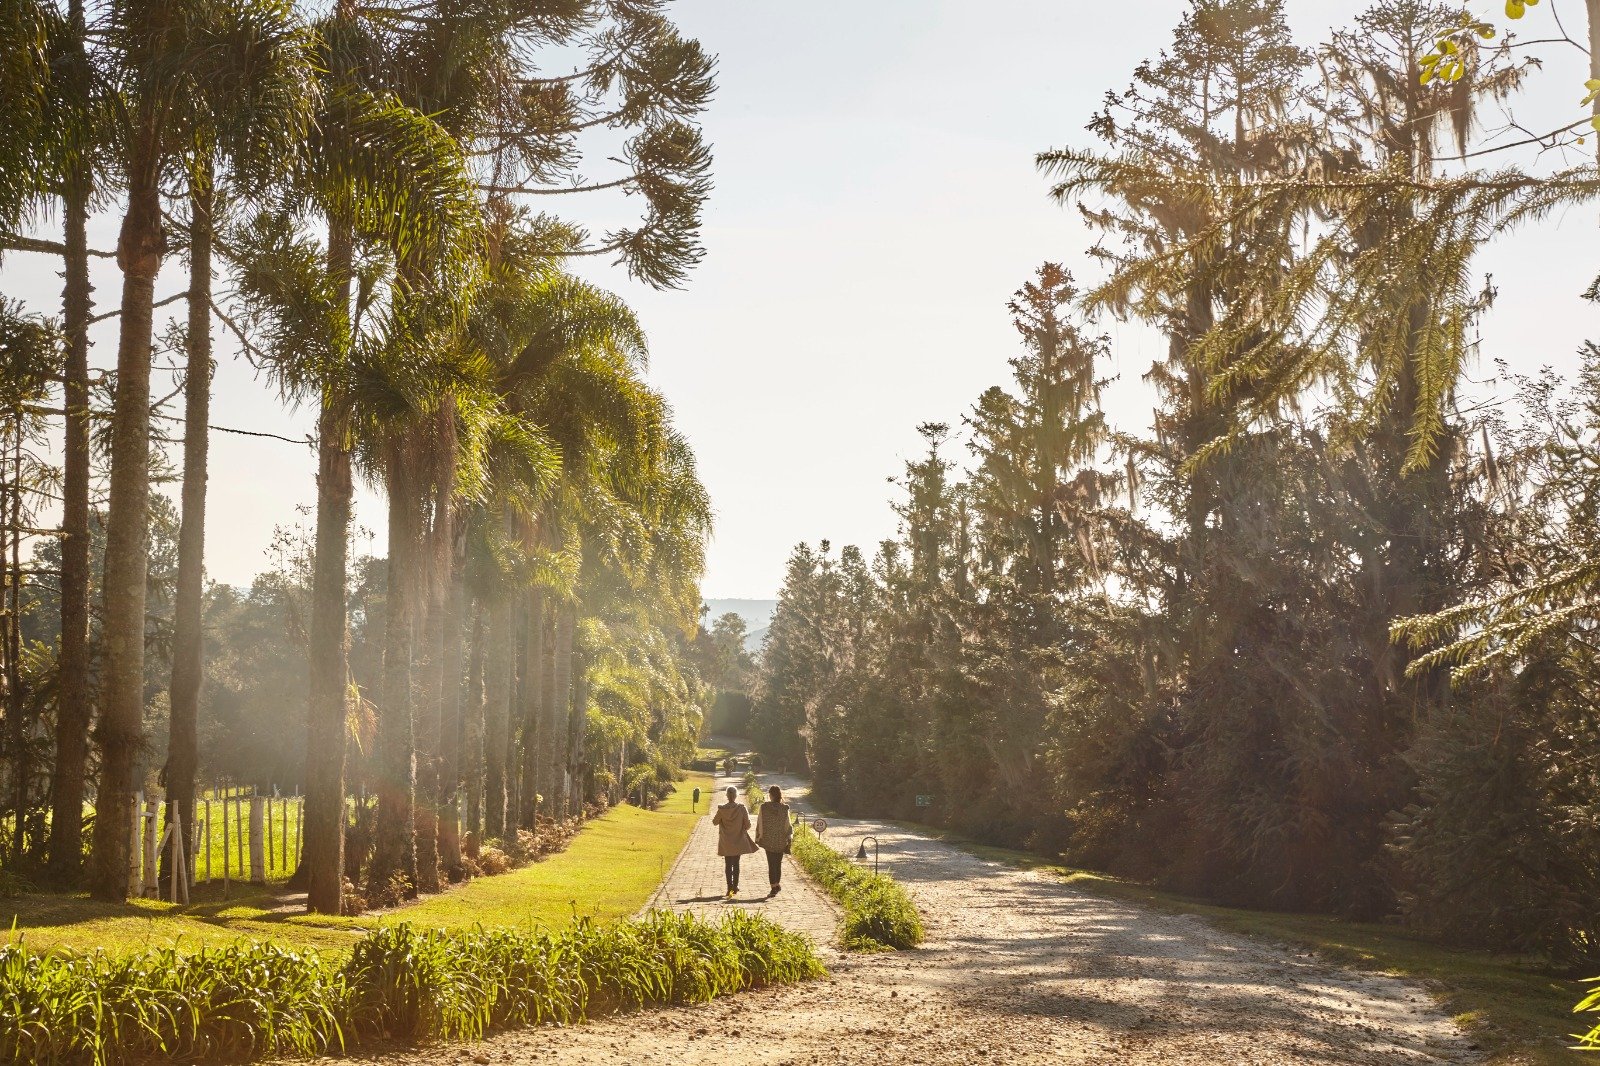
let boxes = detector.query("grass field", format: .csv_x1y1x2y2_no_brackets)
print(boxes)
2,772,710,958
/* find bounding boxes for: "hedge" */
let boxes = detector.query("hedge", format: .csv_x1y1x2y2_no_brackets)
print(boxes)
790,825,924,950
0,910,824,1065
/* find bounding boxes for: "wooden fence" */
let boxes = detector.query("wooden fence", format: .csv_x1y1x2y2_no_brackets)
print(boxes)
129,787,306,902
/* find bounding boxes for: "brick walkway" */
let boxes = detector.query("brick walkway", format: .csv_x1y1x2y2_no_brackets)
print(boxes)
644,768,839,950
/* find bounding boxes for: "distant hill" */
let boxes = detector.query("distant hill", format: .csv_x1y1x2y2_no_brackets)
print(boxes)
703,598,777,652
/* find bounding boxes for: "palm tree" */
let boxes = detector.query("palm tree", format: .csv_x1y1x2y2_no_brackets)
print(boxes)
166,10,344,885
45,0,103,887
160,157,213,894
89,0,317,902
0,0,106,884
233,84,480,908
0,0,51,240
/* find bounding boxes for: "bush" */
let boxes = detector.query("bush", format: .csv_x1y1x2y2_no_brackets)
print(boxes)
1577,980,1600,1051
370,872,413,909
0,868,34,899
337,912,826,1046
477,847,511,876
340,878,367,916
0,940,345,1066
789,826,923,950
0,912,823,1065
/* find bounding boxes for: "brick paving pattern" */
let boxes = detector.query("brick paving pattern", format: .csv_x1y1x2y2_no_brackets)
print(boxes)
645,768,839,950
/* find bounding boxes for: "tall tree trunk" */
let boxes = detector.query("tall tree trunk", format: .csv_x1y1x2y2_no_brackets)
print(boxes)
368,446,419,899
437,532,465,877
88,116,164,902
413,404,455,894
518,588,545,830
413,580,442,893
47,123,93,886
6,421,26,858
566,647,587,814
463,599,484,855
546,601,573,819
482,597,511,840
301,220,355,915
161,165,212,895
1589,0,1600,168
507,604,524,829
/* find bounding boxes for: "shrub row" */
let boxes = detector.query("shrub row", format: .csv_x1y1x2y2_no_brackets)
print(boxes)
0,910,824,1066
790,826,923,950
1578,980,1600,1050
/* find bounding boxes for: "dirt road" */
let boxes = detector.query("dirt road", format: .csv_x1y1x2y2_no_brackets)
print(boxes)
369,779,1475,1065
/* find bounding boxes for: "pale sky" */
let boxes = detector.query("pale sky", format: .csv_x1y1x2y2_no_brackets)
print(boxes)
6,1,1596,599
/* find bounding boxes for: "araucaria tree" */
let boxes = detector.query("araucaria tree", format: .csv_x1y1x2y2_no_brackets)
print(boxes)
754,0,1600,969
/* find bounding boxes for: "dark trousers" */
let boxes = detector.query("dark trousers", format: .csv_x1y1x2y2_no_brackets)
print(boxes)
724,854,741,891
765,847,784,886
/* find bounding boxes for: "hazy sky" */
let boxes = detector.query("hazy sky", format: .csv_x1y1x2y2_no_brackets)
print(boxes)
6,1,1597,599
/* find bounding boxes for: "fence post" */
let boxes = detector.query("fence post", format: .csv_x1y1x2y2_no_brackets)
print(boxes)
165,811,189,905
222,798,230,896
128,792,143,899
204,799,212,883
249,796,265,884
265,795,274,873
142,798,159,897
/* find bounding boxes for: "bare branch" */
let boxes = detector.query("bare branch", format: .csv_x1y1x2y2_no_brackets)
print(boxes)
1,233,117,258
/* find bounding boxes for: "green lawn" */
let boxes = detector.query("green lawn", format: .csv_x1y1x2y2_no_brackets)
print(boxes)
3,773,710,958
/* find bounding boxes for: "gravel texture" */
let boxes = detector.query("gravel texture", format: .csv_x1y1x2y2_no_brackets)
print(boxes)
357,776,1475,1065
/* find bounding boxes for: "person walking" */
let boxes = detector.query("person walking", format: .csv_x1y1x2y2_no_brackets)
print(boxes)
754,784,793,896
712,784,757,898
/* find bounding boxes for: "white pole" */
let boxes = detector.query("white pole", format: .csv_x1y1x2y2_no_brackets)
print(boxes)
249,796,265,884
142,799,159,897
222,797,230,896
128,792,143,898
167,809,184,902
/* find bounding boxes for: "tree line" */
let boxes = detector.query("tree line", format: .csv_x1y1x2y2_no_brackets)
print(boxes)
753,0,1600,968
0,0,720,915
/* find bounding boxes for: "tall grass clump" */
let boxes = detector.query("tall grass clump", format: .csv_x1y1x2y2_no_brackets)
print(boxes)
0,940,345,1066
790,826,923,950
1576,979,1600,1050
1,913,822,1064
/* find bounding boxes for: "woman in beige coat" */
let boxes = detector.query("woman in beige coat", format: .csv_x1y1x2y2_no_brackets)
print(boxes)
754,785,793,896
712,785,758,897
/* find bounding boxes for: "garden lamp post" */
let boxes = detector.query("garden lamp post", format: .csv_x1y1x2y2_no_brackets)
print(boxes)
855,834,880,874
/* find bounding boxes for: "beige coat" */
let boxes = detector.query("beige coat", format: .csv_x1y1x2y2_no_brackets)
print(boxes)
712,801,758,856
755,801,792,852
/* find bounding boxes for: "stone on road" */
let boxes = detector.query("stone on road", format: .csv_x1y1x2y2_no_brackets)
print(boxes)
364,775,1477,1065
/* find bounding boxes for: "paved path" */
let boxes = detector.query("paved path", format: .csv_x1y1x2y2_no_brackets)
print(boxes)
644,768,838,950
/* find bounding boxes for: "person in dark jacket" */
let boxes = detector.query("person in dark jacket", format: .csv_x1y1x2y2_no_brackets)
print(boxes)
753,785,793,896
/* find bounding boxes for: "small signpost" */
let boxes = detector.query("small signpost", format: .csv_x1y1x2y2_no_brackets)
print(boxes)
811,817,828,835
916,794,933,808
692,787,701,812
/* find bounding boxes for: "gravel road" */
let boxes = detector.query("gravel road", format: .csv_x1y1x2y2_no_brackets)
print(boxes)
362,778,1476,1065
